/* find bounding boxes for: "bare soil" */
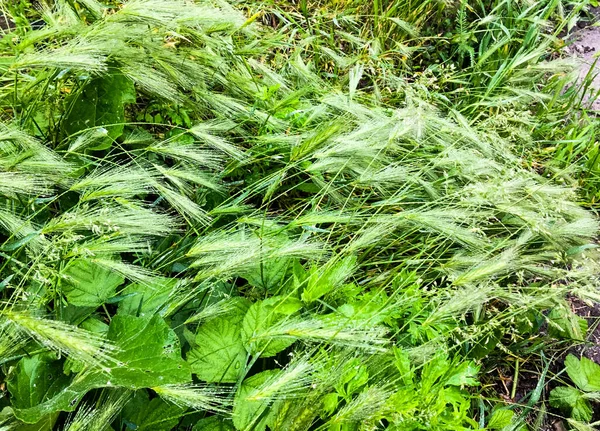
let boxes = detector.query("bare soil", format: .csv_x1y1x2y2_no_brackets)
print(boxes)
565,7,600,110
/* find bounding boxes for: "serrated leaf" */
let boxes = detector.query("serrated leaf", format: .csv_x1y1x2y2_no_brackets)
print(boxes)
547,308,587,341
565,354,600,392
118,277,178,317
233,370,280,431
187,298,250,383
420,352,450,393
549,385,593,422
445,361,480,387
121,390,185,431
393,347,414,386
60,258,124,307
241,297,297,357
487,408,514,429
239,256,290,292
301,256,357,303
106,314,191,388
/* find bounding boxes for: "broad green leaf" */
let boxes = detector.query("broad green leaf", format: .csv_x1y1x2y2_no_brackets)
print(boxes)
565,354,600,392
187,298,250,382
118,277,178,317
239,256,290,292
487,408,514,430
393,347,414,386
64,316,108,375
420,352,450,394
8,369,98,423
106,314,191,388
60,258,124,307
193,417,235,430
445,361,480,387
241,296,297,357
121,390,185,431
547,307,587,341
0,408,58,431
301,256,357,303
63,73,136,150
549,386,593,422
7,354,70,412
233,370,280,431
11,315,190,423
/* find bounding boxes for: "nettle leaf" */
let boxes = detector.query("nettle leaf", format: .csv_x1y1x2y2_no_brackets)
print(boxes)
549,386,593,422
565,354,600,392
118,277,178,317
233,370,280,431
193,416,235,431
121,390,185,431
187,298,250,383
7,354,70,412
60,258,124,307
241,296,300,357
106,314,191,388
63,72,136,150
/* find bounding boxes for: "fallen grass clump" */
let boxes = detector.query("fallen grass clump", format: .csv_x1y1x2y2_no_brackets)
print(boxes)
0,0,599,430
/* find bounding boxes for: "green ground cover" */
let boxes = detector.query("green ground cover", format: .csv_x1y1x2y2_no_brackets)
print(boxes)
0,0,599,429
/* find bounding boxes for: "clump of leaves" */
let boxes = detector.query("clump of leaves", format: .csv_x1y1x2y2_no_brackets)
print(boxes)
0,0,598,430
550,355,600,426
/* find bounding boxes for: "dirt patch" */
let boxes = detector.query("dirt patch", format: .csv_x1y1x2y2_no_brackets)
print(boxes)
564,7,600,110
568,297,600,363
0,16,13,32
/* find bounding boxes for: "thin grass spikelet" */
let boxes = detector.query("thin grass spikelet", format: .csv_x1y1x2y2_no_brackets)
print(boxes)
0,310,118,370
329,385,393,424
247,357,314,401
153,384,232,413
64,389,130,431
262,317,390,352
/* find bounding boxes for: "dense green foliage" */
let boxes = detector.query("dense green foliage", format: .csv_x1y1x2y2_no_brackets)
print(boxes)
0,0,599,430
